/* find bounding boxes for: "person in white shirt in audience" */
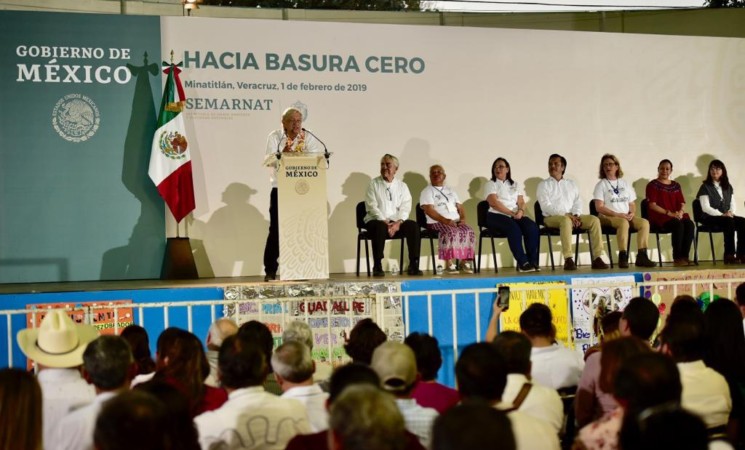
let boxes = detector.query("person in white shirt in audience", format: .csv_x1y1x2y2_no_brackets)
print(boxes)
17,310,98,449
455,342,561,450
204,318,238,388
282,320,333,386
51,335,135,450
272,340,329,432
370,341,439,448
659,306,732,430
194,333,311,450
493,331,564,433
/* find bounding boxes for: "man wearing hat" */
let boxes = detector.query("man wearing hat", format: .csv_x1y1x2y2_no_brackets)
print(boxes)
17,310,99,448
370,341,438,448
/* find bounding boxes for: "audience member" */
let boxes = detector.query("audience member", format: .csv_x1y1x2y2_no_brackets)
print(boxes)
455,342,560,450
51,335,135,450
620,406,710,450
131,327,181,387
363,153,422,277
0,368,42,450
120,324,156,376
194,333,310,450
17,310,98,448
343,318,387,365
492,331,563,433
205,318,238,387
370,341,439,448
576,297,659,427
584,310,622,361
285,363,425,450
431,401,516,450
238,320,281,395
574,336,651,450
93,390,170,450
282,320,333,385
151,328,227,417
135,380,200,450
404,332,460,413
659,311,732,429
328,384,407,450
273,340,329,432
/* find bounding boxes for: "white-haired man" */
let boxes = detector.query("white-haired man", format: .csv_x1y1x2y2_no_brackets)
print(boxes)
205,318,238,387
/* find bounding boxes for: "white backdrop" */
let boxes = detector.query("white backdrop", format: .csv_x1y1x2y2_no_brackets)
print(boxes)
161,17,745,277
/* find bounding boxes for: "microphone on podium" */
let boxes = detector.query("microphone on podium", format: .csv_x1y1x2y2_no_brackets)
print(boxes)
302,128,331,166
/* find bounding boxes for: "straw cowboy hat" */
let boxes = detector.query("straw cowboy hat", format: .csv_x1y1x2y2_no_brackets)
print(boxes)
17,310,99,368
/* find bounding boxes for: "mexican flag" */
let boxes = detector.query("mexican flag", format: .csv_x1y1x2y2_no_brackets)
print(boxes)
148,63,195,223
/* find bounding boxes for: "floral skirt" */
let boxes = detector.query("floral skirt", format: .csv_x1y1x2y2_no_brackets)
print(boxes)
427,222,476,261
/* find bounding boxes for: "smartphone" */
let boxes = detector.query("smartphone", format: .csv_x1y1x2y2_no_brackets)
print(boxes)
497,285,510,310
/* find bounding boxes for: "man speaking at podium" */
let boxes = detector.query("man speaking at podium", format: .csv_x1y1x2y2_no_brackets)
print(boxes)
263,107,323,281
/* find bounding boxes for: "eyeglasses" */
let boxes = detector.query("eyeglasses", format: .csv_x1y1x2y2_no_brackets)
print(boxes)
495,165,507,169
603,162,618,167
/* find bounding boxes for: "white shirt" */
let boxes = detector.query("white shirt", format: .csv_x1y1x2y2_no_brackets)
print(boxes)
194,385,311,450
130,371,155,387
395,398,439,449
205,350,219,388
38,368,96,450
531,344,584,390
700,182,737,216
502,373,564,433
50,391,117,450
419,185,462,223
484,179,524,215
537,177,583,217
494,403,561,450
281,384,329,432
593,178,635,214
263,129,323,188
678,360,732,429
364,176,412,223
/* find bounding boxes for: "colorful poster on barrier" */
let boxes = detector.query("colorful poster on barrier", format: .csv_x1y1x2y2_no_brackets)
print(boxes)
640,269,743,319
499,281,571,347
570,275,635,358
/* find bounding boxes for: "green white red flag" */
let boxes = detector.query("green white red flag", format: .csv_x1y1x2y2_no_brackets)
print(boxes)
148,62,195,223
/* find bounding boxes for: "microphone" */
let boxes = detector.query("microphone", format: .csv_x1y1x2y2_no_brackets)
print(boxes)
275,131,285,160
302,128,330,164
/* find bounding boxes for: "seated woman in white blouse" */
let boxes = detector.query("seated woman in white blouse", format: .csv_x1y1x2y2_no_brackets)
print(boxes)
697,159,745,264
419,164,475,273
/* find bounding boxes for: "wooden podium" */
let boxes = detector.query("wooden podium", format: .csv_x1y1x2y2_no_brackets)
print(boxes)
277,153,329,280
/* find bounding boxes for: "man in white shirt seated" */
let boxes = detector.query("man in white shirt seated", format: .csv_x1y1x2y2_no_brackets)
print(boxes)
371,341,438,448
17,310,98,449
51,335,135,450
194,333,311,450
536,153,609,271
455,342,560,450
520,303,583,389
272,340,329,432
493,331,564,433
659,310,732,430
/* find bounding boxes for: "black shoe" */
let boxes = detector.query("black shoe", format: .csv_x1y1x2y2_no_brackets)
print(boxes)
373,268,385,277
264,272,276,282
618,251,629,269
407,266,424,276
563,257,577,271
635,250,656,268
517,262,536,273
591,257,609,270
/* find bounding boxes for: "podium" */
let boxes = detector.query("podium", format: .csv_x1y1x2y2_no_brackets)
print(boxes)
276,153,329,280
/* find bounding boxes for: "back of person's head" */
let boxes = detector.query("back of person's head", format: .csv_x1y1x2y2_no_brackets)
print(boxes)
154,328,209,411
282,320,314,351
218,333,266,389
519,303,554,339
455,342,507,402
94,390,170,450
614,352,681,414
154,327,185,367
704,298,745,380
237,320,274,374
344,318,387,365
206,318,238,351
120,325,155,375
492,331,532,375
271,340,314,383
328,363,381,404
621,297,659,340
659,315,705,363
404,332,443,381
83,335,134,390
370,341,418,395
620,404,709,450
432,400,516,450
598,310,623,342
667,298,704,325
598,336,651,394
134,380,199,450
0,368,42,450
736,282,745,307
328,384,406,450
